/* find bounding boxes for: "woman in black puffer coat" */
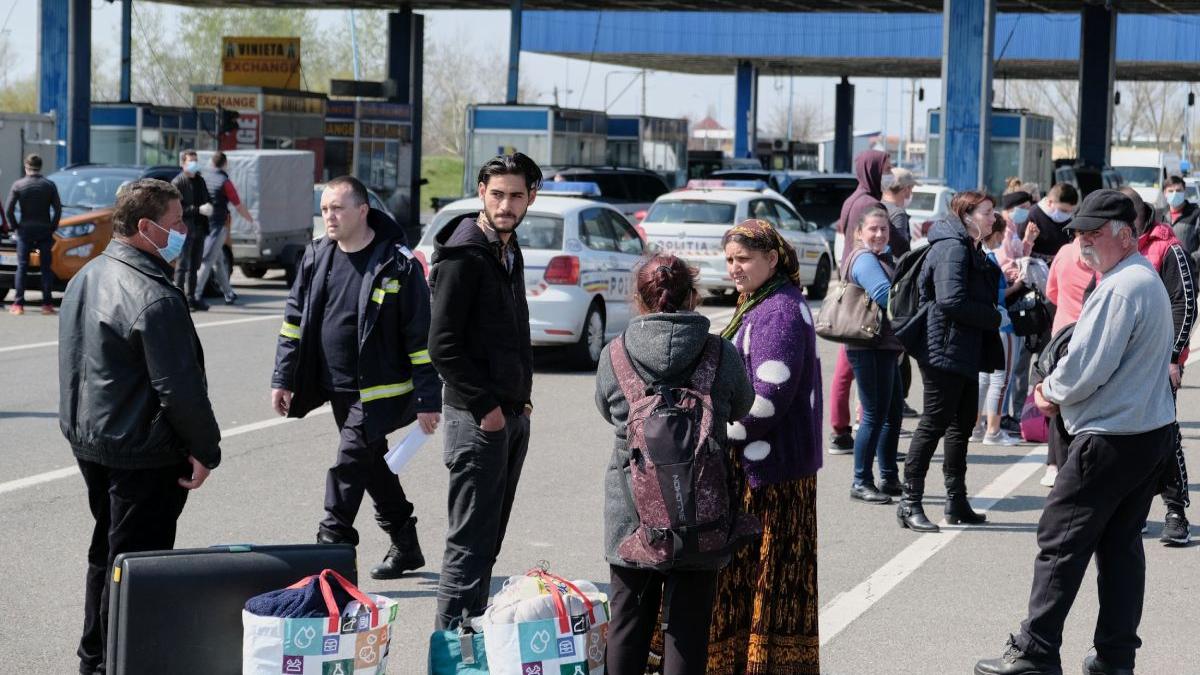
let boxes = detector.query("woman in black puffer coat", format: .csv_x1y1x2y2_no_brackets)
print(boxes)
898,190,1004,533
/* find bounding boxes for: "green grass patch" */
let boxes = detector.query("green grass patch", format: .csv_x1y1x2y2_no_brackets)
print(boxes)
421,155,465,212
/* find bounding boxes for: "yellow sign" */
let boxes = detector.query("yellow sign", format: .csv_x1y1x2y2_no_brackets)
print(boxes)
222,36,302,90
194,92,259,111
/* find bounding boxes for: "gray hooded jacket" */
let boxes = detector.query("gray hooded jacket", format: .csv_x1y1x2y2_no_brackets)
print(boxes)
594,311,754,569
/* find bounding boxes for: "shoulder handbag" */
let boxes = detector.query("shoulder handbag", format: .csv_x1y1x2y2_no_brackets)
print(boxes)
815,248,884,347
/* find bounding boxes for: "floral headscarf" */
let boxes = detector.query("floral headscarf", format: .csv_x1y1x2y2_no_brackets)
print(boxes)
719,219,802,339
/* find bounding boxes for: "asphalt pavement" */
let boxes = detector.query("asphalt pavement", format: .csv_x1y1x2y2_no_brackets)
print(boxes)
0,271,1196,674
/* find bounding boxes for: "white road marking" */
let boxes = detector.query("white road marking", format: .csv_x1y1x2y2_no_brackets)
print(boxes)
818,445,1047,645
0,313,280,355
0,405,331,497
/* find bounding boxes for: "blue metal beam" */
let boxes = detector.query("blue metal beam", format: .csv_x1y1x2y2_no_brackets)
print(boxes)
67,0,91,165
734,61,757,159
940,0,995,191
508,0,522,103
834,76,854,173
39,0,69,167
1077,4,1117,168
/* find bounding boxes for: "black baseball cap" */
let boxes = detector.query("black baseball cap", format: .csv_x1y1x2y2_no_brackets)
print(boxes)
1064,189,1137,233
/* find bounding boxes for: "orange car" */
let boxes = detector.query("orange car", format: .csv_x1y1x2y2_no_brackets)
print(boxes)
0,164,181,298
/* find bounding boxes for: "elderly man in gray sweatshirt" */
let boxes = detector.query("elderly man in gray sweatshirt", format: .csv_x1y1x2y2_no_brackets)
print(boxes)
976,190,1178,675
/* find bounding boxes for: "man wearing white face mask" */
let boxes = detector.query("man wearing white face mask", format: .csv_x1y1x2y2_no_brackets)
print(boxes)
59,178,221,675
171,149,211,311
1158,175,1200,272
1023,182,1079,262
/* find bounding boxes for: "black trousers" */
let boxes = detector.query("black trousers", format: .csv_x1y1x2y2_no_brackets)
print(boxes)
319,391,415,545
904,364,979,495
77,459,190,674
1017,425,1173,669
173,227,206,299
14,231,54,305
435,405,530,629
1047,413,1071,469
606,565,719,675
899,352,913,399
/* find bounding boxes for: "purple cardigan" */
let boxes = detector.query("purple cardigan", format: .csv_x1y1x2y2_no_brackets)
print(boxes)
725,284,824,488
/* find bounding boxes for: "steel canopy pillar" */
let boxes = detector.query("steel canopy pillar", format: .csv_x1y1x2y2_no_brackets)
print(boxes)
387,6,424,242
119,0,132,102
507,0,522,104
834,77,854,173
39,0,69,167
387,8,411,104
67,0,91,165
1077,4,1117,169
940,0,995,191
734,61,758,159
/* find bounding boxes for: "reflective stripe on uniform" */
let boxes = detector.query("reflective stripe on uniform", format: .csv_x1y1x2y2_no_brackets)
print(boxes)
370,280,402,304
280,321,301,339
360,380,414,402
408,349,431,365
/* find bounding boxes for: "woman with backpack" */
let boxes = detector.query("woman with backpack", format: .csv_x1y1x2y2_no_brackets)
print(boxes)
842,208,904,505
706,218,824,673
595,254,754,675
898,191,1003,533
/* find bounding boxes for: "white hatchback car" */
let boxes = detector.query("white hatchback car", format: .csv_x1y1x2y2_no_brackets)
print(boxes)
640,180,833,299
416,183,645,369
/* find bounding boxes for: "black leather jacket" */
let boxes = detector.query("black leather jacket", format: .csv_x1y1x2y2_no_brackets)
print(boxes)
59,240,221,469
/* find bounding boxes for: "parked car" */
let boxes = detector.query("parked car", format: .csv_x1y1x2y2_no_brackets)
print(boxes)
781,173,857,265
687,151,763,180
1053,162,1125,198
542,166,670,223
0,163,178,299
907,184,955,245
711,169,793,193
640,179,832,299
415,182,645,369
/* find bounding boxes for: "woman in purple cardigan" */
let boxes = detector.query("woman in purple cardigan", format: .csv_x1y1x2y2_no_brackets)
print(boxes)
706,218,823,674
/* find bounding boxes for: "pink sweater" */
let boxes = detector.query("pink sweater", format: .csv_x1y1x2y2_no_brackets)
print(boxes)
1046,240,1095,335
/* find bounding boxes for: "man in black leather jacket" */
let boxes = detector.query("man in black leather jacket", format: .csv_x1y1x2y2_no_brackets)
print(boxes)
58,178,220,675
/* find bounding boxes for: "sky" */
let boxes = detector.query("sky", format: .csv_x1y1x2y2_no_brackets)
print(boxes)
3,2,942,142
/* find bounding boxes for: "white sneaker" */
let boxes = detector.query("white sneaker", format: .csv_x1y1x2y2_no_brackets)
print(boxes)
1040,466,1058,487
983,431,1020,446
969,426,985,443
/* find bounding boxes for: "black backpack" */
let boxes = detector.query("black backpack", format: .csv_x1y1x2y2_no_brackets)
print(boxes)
887,245,933,343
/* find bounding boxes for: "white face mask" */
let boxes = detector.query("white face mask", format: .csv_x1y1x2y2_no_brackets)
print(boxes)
1048,208,1072,224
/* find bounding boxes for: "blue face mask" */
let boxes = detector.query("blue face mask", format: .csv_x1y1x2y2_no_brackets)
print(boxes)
142,220,186,263
1167,191,1186,209
185,160,200,174
1010,206,1030,226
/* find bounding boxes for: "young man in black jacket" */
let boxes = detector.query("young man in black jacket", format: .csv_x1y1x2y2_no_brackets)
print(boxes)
59,178,221,675
171,149,211,311
271,176,441,579
5,153,62,314
428,153,540,628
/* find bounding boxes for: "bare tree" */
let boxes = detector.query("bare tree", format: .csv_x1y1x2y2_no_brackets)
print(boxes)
1002,78,1080,150
0,31,36,112
762,100,824,142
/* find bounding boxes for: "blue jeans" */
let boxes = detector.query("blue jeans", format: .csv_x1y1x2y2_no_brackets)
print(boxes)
846,349,902,486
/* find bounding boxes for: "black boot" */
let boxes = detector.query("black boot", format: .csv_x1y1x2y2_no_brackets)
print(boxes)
316,528,354,545
974,635,1062,675
896,480,940,533
879,477,903,496
370,517,425,580
1081,651,1133,675
945,471,987,525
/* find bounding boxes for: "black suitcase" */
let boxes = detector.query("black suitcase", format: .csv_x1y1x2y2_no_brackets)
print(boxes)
106,543,357,675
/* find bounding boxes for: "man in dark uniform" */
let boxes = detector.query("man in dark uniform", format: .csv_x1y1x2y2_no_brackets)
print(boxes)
171,149,211,311
976,191,1178,675
5,154,62,315
271,175,440,579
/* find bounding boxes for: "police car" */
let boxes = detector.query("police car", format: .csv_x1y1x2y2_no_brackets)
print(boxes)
640,180,833,299
416,182,644,369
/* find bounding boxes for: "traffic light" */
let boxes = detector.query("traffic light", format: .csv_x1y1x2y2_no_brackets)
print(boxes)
218,107,240,134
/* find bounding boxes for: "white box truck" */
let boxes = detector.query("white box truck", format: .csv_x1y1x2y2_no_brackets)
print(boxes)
198,149,313,285
1111,147,1182,207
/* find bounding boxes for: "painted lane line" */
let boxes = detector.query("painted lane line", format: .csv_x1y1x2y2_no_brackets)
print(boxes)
0,405,331,497
818,445,1047,646
0,313,280,355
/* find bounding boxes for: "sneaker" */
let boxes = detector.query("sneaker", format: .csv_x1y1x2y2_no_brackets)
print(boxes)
983,430,1021,446
828,432,854,455
40,304,56,316
1161,509,1191,546
969,424,985,443
8,303,23,316
902,403,920,418
1039,466,1058,488
1000,415,1023,434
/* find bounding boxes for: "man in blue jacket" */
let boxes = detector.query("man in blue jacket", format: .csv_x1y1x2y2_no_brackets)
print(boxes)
271,176,440,579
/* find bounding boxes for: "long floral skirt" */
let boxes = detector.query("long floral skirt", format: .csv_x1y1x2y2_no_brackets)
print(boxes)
648,472,820,674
